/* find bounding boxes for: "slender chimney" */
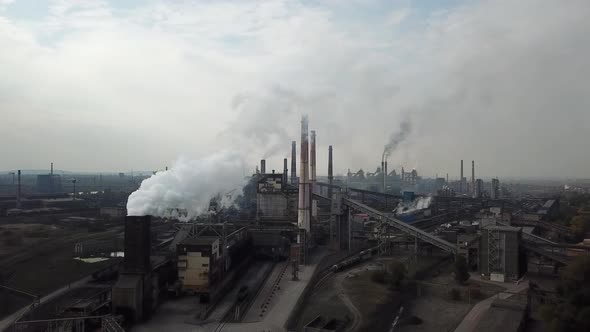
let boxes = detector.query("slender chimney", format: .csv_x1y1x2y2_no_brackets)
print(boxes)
50,162,53,175
310,130,316,190
328,145,333,198
260,159,266,174
298,115,310,234
291,141,297,184
283,158,288,185
460,160,464,193
16,170,21,209
472,160,475,197
383,160,388,192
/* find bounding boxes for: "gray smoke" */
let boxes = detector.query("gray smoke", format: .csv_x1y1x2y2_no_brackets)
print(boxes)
383,119,412,160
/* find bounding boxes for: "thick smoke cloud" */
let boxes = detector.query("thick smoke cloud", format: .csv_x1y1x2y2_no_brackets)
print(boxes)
383,119,412,160
0,1,589,178
127,152,246,220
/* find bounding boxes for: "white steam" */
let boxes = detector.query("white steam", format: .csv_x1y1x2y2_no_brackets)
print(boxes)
395,196,432,215
126,151,246,221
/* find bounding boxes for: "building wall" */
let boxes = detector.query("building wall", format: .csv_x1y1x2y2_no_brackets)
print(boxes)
504,231,520,280
479,228,520,281
257,193,288,218
178,252,211,291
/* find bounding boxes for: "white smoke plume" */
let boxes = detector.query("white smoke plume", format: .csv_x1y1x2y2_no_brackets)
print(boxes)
126,151,246,221
395,196,432,215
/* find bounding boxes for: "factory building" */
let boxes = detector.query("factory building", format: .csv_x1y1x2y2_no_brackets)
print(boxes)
177,237,220,296
112,215,154,322
256,173,297,225
475,179,484,198
490,178,500,199
479,225,522,282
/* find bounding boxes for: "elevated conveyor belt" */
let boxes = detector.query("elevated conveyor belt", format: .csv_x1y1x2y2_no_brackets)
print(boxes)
495,220,570,264
342,198,457,254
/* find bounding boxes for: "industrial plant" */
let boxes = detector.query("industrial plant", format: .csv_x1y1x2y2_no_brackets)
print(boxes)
1,114,589,332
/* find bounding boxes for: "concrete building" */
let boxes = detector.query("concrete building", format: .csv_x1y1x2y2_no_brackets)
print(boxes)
177,237,220,296
256,173,297,224
491,178,500,199
479,225,521,282
112,215,153,322
475,179,484,198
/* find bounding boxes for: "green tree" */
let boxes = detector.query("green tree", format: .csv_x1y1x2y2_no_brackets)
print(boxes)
454,255,470,284
540,256,590,332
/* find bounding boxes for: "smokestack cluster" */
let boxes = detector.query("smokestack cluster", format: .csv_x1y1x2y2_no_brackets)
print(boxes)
298,115,311,233
291,141,297,184
260,159,266,174
328,145,333,198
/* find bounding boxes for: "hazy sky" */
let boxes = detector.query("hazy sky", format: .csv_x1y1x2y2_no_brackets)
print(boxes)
1,0,589,178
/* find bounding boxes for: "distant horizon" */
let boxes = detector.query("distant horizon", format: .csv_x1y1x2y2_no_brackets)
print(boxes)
1,169,588,184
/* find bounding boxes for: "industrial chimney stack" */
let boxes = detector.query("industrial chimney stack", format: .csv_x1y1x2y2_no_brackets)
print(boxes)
310,130,317,193
472,160,475,197
50,162,53,176
16,170,21,209
298,115,311,234
328,145,333,198
291,141,297,184
460,160,464,194
260,159,266,174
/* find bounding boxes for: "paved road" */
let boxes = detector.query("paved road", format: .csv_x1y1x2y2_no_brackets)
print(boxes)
453,280,529,332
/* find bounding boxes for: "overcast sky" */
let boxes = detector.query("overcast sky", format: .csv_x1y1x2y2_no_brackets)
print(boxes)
1,0,589,179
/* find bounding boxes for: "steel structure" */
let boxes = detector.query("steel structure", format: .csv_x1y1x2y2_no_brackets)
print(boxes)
342,198,457,254
487,227,503,275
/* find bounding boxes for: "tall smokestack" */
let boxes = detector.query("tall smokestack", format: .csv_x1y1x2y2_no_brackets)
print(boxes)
472,160,475,197
291,141,297,184
16,170,21,209
283,158,288,184
260,159,266,174
328,145,333,198
383,160,388,192
298,115,310,234
460,160,464,193
310,130,316,192
50,162,53,176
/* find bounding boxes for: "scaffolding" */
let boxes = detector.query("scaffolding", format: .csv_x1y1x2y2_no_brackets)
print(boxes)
487,227,503,275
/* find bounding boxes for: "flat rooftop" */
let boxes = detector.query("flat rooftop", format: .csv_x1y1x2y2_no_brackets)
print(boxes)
179,236,219,246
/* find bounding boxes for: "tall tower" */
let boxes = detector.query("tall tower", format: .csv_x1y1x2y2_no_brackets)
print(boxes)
291,141,297,184
460,160,464,194
472,160,475,198
298,116,310,233
310,130,317,193
328,145,333,198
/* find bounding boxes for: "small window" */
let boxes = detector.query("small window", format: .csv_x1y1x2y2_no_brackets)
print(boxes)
202,264,209,267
